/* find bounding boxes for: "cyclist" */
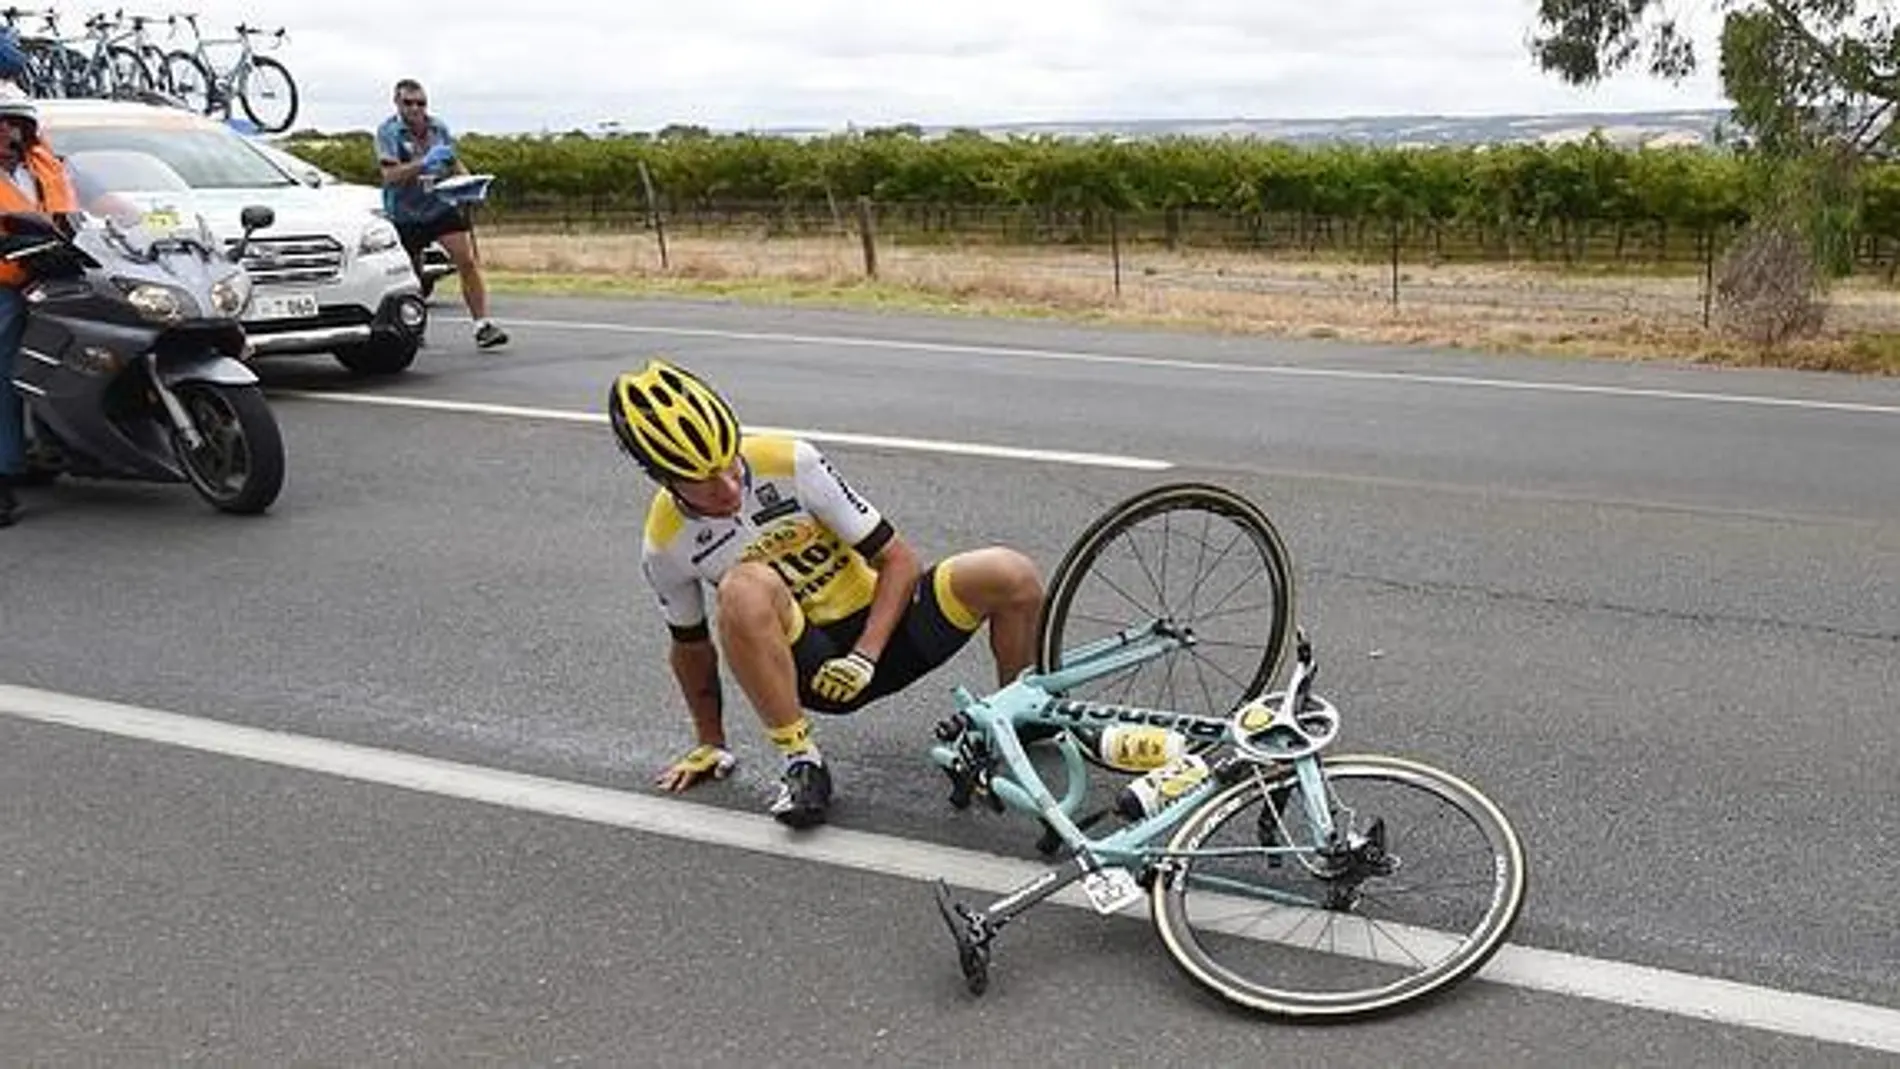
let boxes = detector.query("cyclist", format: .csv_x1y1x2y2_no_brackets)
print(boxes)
613,357,1044,828
374,78,507,349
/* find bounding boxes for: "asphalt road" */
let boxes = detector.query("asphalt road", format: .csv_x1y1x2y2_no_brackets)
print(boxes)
2,294,1896,1064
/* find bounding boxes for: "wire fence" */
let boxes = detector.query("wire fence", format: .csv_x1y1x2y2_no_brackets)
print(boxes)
472,199,1900,340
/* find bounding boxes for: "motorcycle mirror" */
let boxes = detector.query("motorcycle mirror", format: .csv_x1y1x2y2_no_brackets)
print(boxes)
229,205,275,263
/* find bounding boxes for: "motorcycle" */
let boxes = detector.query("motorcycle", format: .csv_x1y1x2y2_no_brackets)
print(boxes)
6,149,285,515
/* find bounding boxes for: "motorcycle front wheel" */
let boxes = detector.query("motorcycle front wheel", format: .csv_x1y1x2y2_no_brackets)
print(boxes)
169,382,286,514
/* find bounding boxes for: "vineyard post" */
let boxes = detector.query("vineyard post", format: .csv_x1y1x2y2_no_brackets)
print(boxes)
637,159,669,270
1111,210,1122,296
1389,219,1400,306
1701,228,1714,329
856,196,878,278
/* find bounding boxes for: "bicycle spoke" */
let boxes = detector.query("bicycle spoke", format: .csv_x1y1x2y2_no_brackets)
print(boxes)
1182,649,1250,692
1190,649,1220,719
1192,564,1270,623
1178,526,1248,611
1109,526,1169,614
1187,509,1211,620
1077,564,1157,626
1158,510,1171,609
1192,599,1283,627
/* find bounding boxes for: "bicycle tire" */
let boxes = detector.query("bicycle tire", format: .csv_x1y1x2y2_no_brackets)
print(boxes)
138,45,168,91
1151,754,1528,1020
162,50,215,115
238,55,299,133
22,42,83,97
105,45,153,97
18,41,61,96
1035,481,1297,768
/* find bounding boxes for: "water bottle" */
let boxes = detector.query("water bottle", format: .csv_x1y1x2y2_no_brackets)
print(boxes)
1115,753,1211,820
1094,724,1187,772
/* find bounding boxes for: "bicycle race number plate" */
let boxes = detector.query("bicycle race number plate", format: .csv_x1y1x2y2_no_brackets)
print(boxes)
247,291,319,321
1081,867,1144,915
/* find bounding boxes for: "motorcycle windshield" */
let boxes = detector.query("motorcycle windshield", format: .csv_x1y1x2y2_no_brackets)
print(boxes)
63,149,216,253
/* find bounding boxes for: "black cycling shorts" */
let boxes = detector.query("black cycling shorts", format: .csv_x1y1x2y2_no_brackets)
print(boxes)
396,207,471,258
792,560,980,714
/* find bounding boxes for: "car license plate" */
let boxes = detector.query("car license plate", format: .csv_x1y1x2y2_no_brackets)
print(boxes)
247,291,318,321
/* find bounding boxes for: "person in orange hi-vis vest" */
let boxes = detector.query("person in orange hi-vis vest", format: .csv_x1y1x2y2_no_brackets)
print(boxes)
0,73,77,528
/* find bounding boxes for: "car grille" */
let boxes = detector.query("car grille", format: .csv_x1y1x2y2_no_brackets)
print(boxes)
228,235,345,286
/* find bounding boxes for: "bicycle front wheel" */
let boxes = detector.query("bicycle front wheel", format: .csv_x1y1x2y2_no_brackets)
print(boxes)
105,46,153,97
162,51,215,114
238,56,299,133
1036,482,1296,765
1151,754,1527,1020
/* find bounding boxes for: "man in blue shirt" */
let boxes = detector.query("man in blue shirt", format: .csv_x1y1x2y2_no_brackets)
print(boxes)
375,79,507,349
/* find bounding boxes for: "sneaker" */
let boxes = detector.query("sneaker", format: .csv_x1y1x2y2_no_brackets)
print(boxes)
474,320,509,349
770,756,833,829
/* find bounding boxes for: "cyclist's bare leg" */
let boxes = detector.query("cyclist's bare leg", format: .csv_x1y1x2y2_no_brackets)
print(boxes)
713,561,806,731
943,547,1043,686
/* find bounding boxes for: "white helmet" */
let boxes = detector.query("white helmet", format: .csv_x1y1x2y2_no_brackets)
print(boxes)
0,79,38,139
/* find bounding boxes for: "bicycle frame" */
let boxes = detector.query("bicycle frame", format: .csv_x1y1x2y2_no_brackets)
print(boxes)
173,18,282,104
928,619,1340,929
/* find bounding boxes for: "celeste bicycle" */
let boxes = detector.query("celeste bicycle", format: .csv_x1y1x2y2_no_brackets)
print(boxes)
927,481,1528,1019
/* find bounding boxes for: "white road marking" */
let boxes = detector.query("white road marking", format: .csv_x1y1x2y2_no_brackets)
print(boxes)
3,681,1897,1054
442,313,1900,417
270,389,1173,471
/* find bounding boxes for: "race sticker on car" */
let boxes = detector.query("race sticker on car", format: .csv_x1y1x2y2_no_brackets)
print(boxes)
247,291,319,320
141,208,180,231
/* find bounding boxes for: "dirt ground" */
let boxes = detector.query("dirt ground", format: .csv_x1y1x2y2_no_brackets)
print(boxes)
468,230,1900,374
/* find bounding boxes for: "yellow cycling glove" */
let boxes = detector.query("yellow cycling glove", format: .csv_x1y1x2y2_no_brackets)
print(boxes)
655,743,737,792
811,651,877,705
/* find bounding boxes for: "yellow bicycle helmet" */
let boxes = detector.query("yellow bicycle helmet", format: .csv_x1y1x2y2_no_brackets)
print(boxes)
608,358,741,481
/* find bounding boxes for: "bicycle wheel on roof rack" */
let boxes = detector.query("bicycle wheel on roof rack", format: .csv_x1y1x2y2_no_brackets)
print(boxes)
1035,481,1297,769
161,51,215,115
237,56,298,133
105,46,153,97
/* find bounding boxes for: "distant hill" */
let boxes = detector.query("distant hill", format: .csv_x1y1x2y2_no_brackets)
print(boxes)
755,109,1737,149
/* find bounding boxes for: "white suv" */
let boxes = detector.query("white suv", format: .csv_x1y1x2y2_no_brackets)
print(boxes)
37,99,429,376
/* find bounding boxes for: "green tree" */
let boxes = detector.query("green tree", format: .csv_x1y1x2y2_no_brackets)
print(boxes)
1529,1,1898,311
1527,1,1900,156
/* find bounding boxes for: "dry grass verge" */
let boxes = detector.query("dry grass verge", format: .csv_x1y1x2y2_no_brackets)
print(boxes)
463,230,1900,374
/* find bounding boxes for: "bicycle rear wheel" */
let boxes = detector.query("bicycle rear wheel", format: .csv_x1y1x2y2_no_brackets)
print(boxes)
1151,754,1527,1019
1035,482,1296,766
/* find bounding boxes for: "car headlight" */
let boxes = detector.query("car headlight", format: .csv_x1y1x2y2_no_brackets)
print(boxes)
209,272,252,318
359,218,400,254
121,282,199,324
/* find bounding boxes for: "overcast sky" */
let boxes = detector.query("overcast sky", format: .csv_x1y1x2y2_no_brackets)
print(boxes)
153,0,1732,134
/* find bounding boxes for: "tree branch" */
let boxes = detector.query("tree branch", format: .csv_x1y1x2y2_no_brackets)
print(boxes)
1759,0,1900,99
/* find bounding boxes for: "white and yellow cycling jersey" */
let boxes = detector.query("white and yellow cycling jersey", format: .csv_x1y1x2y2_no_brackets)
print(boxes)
640,434,895,641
